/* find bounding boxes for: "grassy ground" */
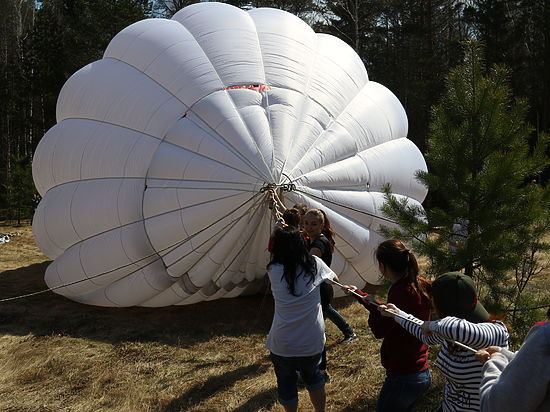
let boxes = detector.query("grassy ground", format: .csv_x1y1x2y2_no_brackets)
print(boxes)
0,224,545,411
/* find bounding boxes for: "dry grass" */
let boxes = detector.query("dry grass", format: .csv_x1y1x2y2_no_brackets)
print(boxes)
5,223,546,411
0,223,46,271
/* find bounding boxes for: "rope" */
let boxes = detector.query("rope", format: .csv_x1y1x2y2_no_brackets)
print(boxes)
292,187,461,240
9,176,528,312
0,192,262,303
261,183,286,220
259,181,295,194
293,188,430,246
328,278,477,353
170,193,265,279
295,188,399,225
1,182,290,305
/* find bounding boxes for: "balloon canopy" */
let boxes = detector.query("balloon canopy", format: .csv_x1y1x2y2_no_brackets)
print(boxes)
32,2,427,307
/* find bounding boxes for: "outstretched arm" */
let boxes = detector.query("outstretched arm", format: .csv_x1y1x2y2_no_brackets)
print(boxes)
340,285,382,310
379,304,444,346
426,317,509,348
268,189,286,219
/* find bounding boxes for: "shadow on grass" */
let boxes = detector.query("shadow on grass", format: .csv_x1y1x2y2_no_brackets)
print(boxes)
231,387,278,412
0,262,276,347
339,398,375,411
163,361,273,411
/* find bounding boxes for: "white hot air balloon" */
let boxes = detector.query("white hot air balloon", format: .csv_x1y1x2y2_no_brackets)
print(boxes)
32,2,427,307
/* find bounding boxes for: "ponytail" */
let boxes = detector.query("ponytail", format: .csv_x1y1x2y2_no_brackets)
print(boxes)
376,240,430,302
404,249,430,302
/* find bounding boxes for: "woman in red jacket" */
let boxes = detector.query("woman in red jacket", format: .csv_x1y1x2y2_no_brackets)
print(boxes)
344,239,432,412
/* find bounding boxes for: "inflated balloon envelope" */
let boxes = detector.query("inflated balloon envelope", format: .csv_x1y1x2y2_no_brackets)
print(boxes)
32,2,428,307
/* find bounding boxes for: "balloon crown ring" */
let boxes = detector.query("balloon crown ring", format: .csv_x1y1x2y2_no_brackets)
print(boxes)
259,183,296,193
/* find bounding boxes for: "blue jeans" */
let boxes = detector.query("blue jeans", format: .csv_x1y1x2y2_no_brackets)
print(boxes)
320,304,354,370
270,352,325,407
323,303,354,336
376,368,431,412
320,282,354,338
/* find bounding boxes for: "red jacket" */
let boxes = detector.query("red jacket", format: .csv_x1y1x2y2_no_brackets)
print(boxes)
355,278,432,376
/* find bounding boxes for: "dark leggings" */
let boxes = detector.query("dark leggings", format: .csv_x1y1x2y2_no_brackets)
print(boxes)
319,283,354,371
320,282,354,337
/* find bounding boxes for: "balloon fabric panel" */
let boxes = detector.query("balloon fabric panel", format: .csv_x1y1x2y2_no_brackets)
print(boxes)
32,3,428,306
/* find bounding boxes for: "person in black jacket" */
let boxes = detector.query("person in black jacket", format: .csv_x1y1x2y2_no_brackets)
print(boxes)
304,209,357,347
303,209,356,383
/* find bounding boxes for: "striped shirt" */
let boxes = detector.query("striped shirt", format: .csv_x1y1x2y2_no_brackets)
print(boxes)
395,313,509,412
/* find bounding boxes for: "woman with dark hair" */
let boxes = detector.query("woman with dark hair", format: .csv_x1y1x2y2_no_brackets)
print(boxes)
303,208,356,385
266,226,336,412
343,239,432,411
267,208,301,253
282,208,301,229
378,271,509,412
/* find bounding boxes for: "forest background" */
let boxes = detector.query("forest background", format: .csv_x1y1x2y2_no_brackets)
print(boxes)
1,0,549,220
2,0,550,309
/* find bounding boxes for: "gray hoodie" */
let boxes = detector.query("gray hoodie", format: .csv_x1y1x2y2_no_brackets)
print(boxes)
480,321,550,412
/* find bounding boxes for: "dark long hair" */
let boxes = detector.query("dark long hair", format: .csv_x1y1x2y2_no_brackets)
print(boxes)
376,239,430,301
268,226,316,296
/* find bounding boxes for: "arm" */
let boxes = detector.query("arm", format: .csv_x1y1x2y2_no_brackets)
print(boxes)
428,317,509,348
268,189,286,216
267,217,286,252
392,310,444,346
368,306,399,339
313,256,335,286
310,247,323,258
479,324,550,412
339,285,389,338
368,284,420,339
345,287,382,309
377,303,443,345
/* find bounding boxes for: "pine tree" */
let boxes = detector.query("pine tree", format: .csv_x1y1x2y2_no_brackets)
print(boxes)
380,40,550,308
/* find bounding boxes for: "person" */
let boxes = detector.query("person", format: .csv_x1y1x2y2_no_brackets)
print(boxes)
267,208,301,252
266,226,335,412
474,321,550,412
303,209,357,345
342,239,432,412
292,202,308,230
282,208,301,229
266,190,300,252
377,272,509,412
448,218,469,255
447,218,469,271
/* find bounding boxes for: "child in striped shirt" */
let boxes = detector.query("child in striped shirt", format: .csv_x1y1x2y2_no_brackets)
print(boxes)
378,272,509,412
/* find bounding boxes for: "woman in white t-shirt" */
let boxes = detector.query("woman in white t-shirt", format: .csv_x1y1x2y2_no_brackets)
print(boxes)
266,226,336,412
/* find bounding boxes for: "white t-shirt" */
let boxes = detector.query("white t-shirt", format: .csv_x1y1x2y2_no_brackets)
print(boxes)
266,255,335,357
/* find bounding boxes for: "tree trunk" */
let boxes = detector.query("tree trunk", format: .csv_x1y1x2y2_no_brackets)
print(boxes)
542,0,550,132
